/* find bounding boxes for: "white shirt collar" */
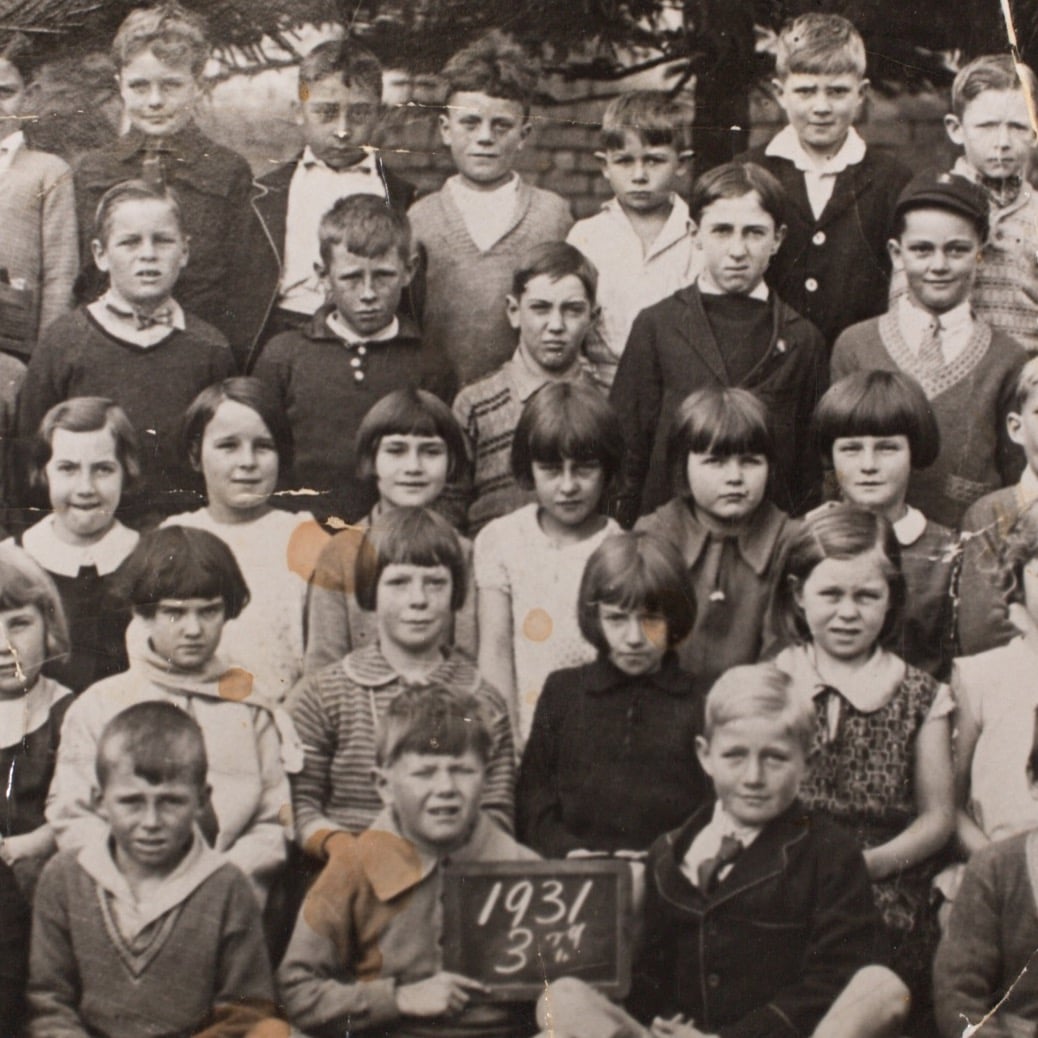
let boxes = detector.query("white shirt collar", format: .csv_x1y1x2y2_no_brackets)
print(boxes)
892,505,928,547
775,642,905,715
765,124,867,173
697,271,770,301
0,129,24,171
448,170,520,201
20,517,139,578
300,145,375,176
898,295,972,339
326,310,400,344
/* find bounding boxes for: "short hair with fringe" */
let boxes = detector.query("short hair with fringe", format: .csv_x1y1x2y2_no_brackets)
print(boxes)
93,179,184,246
703,663,814,752
1011,355,1038,413
34,396,141,493
951,53,1038,118
111,3,210,76
511,241,598,304
600,90,693,153
774,13,867,80
355,388,468,484
690,161,787,228
0,543,69,663
511,382,624,492
813,370,941,471
120,526,249,620
354,507,467,613
318,194,411,267
298,37,383,99
97,701,208,789
441,30,537,114
578,531,696,652
997,500,1038,607
774,503,904,647
376,685,493,767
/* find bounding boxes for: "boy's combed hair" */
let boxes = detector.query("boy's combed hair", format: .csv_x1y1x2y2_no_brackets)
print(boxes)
998,500,1038,606
578,531,696,651
600,90,693,153
441,29,537,112
97,701,208,789
355,388,468,484
512,241,598,305
511,382,625,491
774,13,867,79
33,396,142,491
951,53,1038,118
0,543,69,661
318,193,411,267
1012,354,1038,413
119,526,250,620
181,377,294,477
298,37,383,99
111,3,210,76
93,179,184,245
813,370,941,470
375,685,492,767
689,161,787,227
704,663,814,752
354,507,467,613
774,503,905,646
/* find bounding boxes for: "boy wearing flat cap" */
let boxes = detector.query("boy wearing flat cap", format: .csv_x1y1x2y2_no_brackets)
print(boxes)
832,171,1027,528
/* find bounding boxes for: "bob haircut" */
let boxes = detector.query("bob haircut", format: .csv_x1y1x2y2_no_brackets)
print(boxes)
97,700,208,790
375,685,492,767
440,30,537,114
951,53,1038,118
355,388,468,484
0,543,69,662
318,194,412,267
774,13,867,79
354,507,467,613
600,90,693,153
111,3,210,76
774,503,904,647
510,382,624,492
181,377,294,477
1011,355,1038,413
297,37,383,99
119,526,249,620
667,387,774,496
511,241,598,305
33,396,141,493
93,179,184,246
689,161,787,228
578,531,696,652
703,663,814,751
998,501,1038,607
813,370,941,470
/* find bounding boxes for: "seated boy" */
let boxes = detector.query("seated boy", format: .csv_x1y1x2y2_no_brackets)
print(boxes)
242,37,416,360
736,13,912,347
453,241,601,534
253,195,455,525
409,30,573,386
28,702,278,1037
537,663,906,1038
278,686,538,1038
567,90,698,390
832,171,1027,529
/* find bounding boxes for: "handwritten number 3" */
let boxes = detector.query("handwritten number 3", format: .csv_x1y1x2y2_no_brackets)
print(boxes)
533,880,567,924
495,927,533,975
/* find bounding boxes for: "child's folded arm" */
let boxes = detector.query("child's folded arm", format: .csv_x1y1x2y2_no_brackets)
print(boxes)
479,688,517,834
39,162,79,332
286,676,339,852
303,541,355,673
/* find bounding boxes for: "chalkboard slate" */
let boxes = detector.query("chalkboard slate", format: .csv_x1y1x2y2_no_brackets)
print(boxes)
441,859,633,1002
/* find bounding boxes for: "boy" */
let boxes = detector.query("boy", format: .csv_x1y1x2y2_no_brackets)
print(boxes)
72,5,255,362
409,31,573,386
832,171,1027,529
16,180,234,520
537,664,905,1038
254,194,455,525
567,91,698,390
736,13,912,346
610,161,827,527
278,686,538,1038
29,702,278,1037
453,241,601,534
242,37,417,361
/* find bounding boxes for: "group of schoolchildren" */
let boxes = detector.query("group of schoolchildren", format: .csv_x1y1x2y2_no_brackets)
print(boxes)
3,3,1038,1036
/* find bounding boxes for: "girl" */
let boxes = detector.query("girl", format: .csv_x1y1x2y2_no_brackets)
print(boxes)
289,507,514,860
773,503,955,1007
305,387,470,672
474,381,624,746
19,397,139,693
166,377,328,700
636,386,797,689
0,544,73,897
517,531,708,858
813,369,958,679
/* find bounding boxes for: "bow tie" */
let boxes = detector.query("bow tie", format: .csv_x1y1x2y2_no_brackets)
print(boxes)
978,173,1023,207
106,302,174,330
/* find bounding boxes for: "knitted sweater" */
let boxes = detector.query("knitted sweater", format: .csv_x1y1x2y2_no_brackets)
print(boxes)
832,311,1026,528
408,179,573,385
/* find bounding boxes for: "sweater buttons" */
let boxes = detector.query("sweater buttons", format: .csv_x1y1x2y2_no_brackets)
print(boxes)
805,277,819,292
812,230,826,245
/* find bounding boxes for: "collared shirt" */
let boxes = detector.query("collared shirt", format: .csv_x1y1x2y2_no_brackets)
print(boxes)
698,272,770,301
892,505,928,547
766,125,868,219
897,295,974,367
325,310,400,345
19,516,139,578
446,171,521,251
0,129,24,174
87,288,186,348
681,801,763,888
1020,465,1038,502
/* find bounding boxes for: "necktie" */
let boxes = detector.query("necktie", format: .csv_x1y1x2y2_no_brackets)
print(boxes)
918,316,944,373
979,172,1023,208
697,834,743,894
105,302,174,331
141,140,168,188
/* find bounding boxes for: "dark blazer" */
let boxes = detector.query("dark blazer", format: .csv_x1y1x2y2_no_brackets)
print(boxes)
629,800,886,1038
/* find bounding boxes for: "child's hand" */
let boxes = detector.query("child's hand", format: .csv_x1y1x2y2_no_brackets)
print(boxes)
650,1015,716,1037
395,972,488,1017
